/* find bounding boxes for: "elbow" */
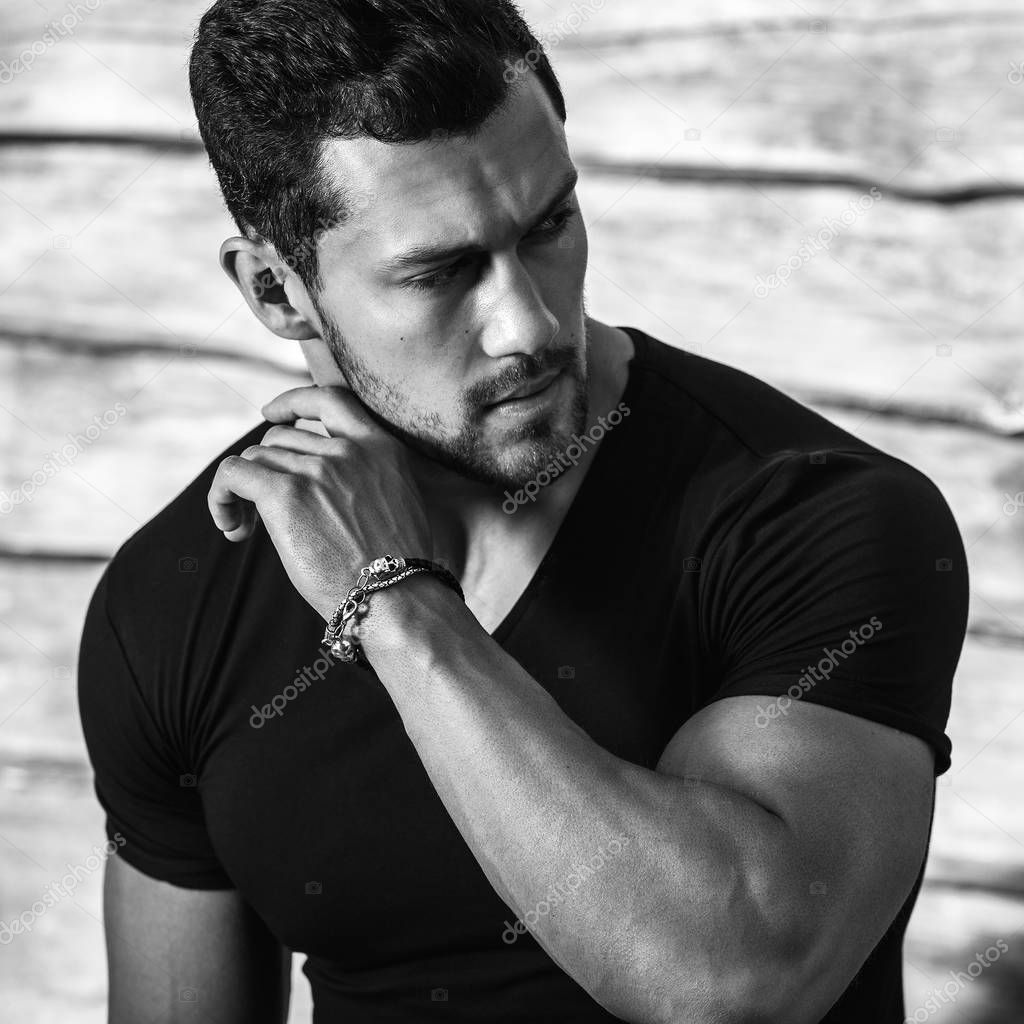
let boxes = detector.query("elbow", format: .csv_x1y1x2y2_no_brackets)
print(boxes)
586,931,817,1024
582,939,744,1024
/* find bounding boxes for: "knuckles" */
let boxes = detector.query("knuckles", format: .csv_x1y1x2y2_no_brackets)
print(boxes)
323,436,351,457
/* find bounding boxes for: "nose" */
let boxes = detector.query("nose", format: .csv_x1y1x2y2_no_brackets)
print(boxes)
479,255,559,361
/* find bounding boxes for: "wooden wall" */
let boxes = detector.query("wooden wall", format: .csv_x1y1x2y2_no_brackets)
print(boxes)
1,0,1022,1019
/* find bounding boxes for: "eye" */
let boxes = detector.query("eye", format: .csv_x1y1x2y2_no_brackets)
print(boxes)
405,205,578,293
406,260,467,293
528,204,577,240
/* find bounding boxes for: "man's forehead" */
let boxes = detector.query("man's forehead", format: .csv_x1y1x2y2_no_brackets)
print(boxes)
315,73,569,261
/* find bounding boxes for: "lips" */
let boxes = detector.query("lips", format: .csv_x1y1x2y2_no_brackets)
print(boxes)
491,368,561,404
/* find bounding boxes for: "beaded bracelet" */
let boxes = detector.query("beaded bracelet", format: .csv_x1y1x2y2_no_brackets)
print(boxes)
322,556,464,667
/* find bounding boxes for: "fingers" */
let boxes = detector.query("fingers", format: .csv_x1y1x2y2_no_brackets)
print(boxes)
208,450,290,541
208,436,350,542
261,385,375,439
260,423,337,454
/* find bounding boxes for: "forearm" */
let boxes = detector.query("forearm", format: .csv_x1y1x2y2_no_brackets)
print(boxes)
359,576,804,1023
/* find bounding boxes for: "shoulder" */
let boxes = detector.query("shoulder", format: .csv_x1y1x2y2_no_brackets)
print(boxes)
621,325,877,460
96,419,273,659
618,326,959,533
698,440,968,612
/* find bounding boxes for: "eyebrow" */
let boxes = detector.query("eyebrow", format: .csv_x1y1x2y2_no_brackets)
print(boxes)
379,165,579,275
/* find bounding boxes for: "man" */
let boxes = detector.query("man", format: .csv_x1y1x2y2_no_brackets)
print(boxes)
77,1,968,1022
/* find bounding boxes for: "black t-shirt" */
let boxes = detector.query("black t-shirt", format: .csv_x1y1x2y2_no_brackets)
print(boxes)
77,326,968,1022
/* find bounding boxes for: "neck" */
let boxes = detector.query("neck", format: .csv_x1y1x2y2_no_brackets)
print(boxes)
298,317,634,572
410,318,633,568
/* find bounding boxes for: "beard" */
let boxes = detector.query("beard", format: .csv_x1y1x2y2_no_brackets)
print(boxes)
310,297,593,491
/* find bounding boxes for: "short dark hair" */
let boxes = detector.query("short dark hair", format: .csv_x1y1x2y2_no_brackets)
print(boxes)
189,0,567,291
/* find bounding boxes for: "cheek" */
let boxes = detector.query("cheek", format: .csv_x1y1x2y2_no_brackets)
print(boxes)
398,361,470,417
555,224,589,294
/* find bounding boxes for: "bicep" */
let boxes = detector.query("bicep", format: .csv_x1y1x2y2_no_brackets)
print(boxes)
656,694,935,1019
104,853,290,1024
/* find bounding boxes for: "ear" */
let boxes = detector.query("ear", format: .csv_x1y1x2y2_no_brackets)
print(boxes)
219,235,320,341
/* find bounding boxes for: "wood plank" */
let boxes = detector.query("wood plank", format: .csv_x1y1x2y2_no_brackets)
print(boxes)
904,885,1024,1021
4,577,1019,999
2,589,1020,1024
1,769,1018,1023
552,12,1024,190
0,771,110,1023
0,769,315,1022
2,1,1022,190
2,341,1022,631
3,3,1021,1019
578,176,1024,435
0,0,199,136
930,638,1024,873
0,343,298,557
3,558,1022,876
0,147,304,374
2,150,1023,432
0,561,106,764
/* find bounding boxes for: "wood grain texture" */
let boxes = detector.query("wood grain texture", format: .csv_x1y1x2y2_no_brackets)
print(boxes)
0,1,1021,1019
3,0,1024,191
3,150,1023,432
2,342,1021,645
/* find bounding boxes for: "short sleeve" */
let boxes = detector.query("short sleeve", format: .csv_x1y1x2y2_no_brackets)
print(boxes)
77,565,235,889
697,449,969,775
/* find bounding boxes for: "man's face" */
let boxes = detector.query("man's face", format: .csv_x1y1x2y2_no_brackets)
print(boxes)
305,71,590,491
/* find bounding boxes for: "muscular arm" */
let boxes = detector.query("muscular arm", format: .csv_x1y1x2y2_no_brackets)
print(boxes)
358,574,935,1024
104,854,290,1024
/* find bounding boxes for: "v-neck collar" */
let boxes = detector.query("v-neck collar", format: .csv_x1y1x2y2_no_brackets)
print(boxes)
489,326,646,642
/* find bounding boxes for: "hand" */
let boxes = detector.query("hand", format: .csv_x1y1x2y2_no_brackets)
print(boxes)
207,385,434,622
